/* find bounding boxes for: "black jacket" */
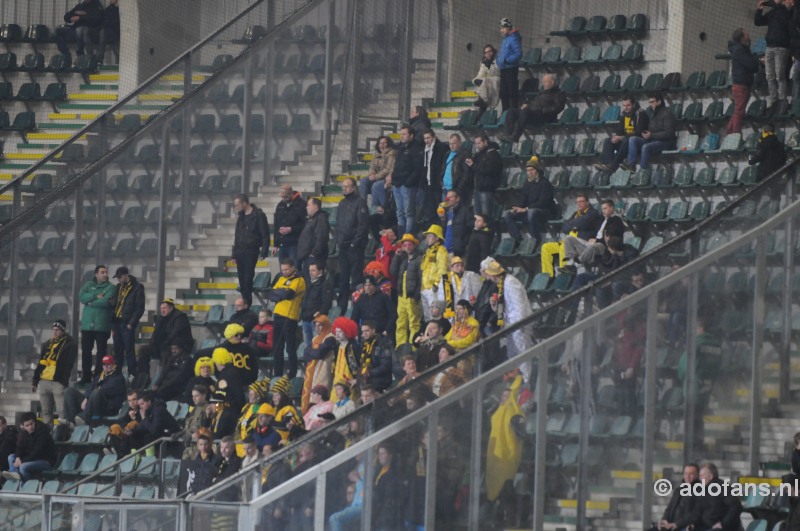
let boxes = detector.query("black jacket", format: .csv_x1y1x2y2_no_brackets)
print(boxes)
110,276,145,328
64,0,104,28
17,421,57,466
475,279,500,333
335,192,369,248
424,139,450,192
300,273,334,321
408,114,431,146
728,40,760,87
660,479,700,528
647,104,677,145
273,193,307,248
612,106,649,138
755,2,794,48
473,142,503,192
150,308,194,358
441,147,473,201
224,341,259,386
190,452,218,494
351,291,397,337
33,334,78,388
216,365,245,412
393,141,425,188
359,335,394,392
131,399,180,442
372,462,407,528
233,205,271,256
391,250,423,299
104,3,120,36
153,352,194,402
213,454,243,502
690,479,742,530
526,86,568,122
229,309,258,337
86,368,127,415
750,133,787,180
296,210,330,264
0,426,18,471
598,214,626,240
562,207,602,241
466,227,493,273
518,178,556,215
448,203,473,257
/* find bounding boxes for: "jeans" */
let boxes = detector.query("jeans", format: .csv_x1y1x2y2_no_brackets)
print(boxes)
301,320,314,348
359,178,386,208
8,455,51,481
499,67,519,111
726,84,751,135
599,137,628,169
764,46,790,104
394,185,416,235
329,505,362,531
502,208,549,241
80,330,110,381
233,248,259,306
626,137,670,170
111,320,137,375
99,28,119,64
474,192,496,220
277,244,297,265
55,25,98,57
336,244,365,310
272,315,298,377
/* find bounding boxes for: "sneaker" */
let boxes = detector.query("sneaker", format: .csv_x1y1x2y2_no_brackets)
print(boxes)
2,471,20,481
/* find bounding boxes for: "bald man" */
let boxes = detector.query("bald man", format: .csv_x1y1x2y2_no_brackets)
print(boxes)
500,73,567,143
228,298,258,336
274,185,307,264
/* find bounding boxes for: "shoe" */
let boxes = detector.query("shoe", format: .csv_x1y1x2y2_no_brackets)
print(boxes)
775,100,789,117
558,265,577,275
594,163,611,172
2,471,20,481
620,162,635,171
74,416,86,427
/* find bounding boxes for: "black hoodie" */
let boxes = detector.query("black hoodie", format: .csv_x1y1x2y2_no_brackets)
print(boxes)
233,204,271,256
728,39,760,87
473,141,503,192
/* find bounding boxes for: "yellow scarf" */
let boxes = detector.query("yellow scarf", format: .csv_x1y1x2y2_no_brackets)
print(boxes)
40,336,66,381
114,282,133,319
375,464,390,485
359,338,376,377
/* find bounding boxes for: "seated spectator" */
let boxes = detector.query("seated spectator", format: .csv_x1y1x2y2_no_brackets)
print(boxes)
465,213,494,273
397,355,421,386
208,389,238,440
228,298,259,336
351,277,396,338
594,96,648,173
252,403,281,451
2,413,56,481
359,136,397,208
126,390,179,450
472,44,501,119
249,309,274,365
184,356,216,404
438,256,482,323
425,301,452,338
270,376,306,442
99,0,119,65
302,315,336,412
180,385,209,459
749,122,787,180
332,382,356,419
241,436,259,469
329,462,365,531
781,472,800,530
570,236,639,311
55,0,104,59
332,317,361,396
560,199,626,275
445,300,480,350
540,195,601,278
0,417,18,472
151,341,193,402
303,385,334,432
692,463,742,530
502,156,556,250
237,379,271,457
212,347,245,412
106,389,141,454
646,463,700,531
414,321,447,372
359,384,380,406
793,432,800,475
430,344,466,397
64,355,126,426
32,319,78,426
499,73,567,142
621,93,676,171
138,299,193,387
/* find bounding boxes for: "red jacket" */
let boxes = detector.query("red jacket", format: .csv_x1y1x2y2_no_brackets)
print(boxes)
249,323,273,352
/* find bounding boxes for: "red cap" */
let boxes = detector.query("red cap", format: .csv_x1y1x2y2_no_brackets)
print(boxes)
101,355,115,366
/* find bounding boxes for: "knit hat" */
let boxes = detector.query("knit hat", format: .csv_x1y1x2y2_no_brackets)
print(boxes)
113,266,129,279
525,155,544,172
271,376,291,396
212,347,233,366
210,389,228,403
332,317,359,340
195,356,215,376
310,385,330,401
224,323,245,341
249,379,270,401
52,320,67,333
423,224,444,241
257,403,276,416
500,17,513,28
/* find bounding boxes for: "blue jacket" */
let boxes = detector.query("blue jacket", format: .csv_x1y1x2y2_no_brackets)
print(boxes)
497,29,522,69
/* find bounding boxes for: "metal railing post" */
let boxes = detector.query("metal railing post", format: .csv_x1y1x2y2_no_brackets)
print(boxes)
532,353,548,531
5,183,21,381
780,213,794,402
321,0,335,184
683,271,699,464
423,409,439,530
750,237,766,474
399,0,415,121
179,56,192,249
242,56,253,194
347,0,363,165
156,126,170,305
467,383,484,531
576,327,593,528
642,295,658,527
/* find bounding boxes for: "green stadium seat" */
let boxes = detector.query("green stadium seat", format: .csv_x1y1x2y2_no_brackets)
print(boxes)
596,74,620,94
72,54,98,73
608,15,628,34
601,44,622,63
746,100,766,120
19,52,44,72
551,17,586,37
541,46,561,64
582,45,602,63
586,16,607,34
621,42,643,63
630,168,652,188
626,13,647,35
14,82,41,101
516,139,535,160
563,46,582,64
693,167,717,188
624,202,647,223
679,71,705,92
550,170,570,191
739,165,758,185
668,201,691,222
716,166,739,187
690,201,711,221
580,75,600,94
672,164,695,188
664,134,699,155
522,48,542,67
636,73,663,93
568,169,590,189
557,107,579,126
575,137,596,156
0,52,17,71
681,102,703,123
706,70,728,92
560,75,581,95
718,133,742,152
612,73,641,93
646,202,668,222
580,106,601,125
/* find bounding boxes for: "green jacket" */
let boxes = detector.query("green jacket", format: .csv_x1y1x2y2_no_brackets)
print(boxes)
79,280,115,332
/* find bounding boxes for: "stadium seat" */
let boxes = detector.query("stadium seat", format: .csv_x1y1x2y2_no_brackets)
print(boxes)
551,17,586,37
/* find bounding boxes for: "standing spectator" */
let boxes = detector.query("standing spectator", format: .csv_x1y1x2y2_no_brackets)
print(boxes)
332,319,361,397
369,189,398,244
151,342,194,402
222,321,260,387
622,93,676,171
274,185,307,264
500,74,567,143
213,436,242,497
180,386,209,458
249,310,273,377
54,0,104,59
391,126,425,236
2,413,56,481
502,156,556,249
540,195,602,277
32,320,78,426
420,225,450,321
468,132,503,219
473,44,501,119
755,0,794,116
351,276,396,337
302,315,336,412
0,417,18,472
408,106,432,146
726,28,761,134
422,130,449,228
359,136,397,208
481,259,533,361
99,0,119,65
392,234,423,346
64,355,127,426
109,266,145,378
209,388,239,439
335,178,370,311
300,262,334,346
439,190,472,257
595,97,649,172
138,299,193,385
485,375,525,514
228,298,258,337
497,18,522,112
413,322,447,373
241,436,260,469
438,257,482,320
371,442,406,530
465,213,494,273
609,309,646,416
750,123,788,179
296,197,330,273
188,434,217,494
268,259,306,377
375,227,400,285
79,264,114,384
357,321,394,393
232,193,270,307
440,133,473,204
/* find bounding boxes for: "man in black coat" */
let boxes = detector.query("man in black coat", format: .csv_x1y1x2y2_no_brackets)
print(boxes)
408,105,431,147
138,298,194,382
296,198,330,273
335,178,369,311
64,354,127,425
561,199,626,273
421,130,450,228
391,126,425,236
151,342,194,402
99,0,119,64
300,262,334,345
33,320,78,426
371,442,407,529
595,96,649,173
55,0,104,58
228,298,258,336
233,194,271,307
502,156,556,248
351,276,397,338
750,123,787,180
2,413,56,481
727,28,761,134
623,93,676,171
0,417,18,472
212,436,243,502
468,132,503,220
358,320,394,393
110,266,145,376
128,391,180,449
274,185,307,264
440,190,472,257
500,73,567,142
465,213,494,273
441,133,474,205
646,463,700,531
689,463,742,531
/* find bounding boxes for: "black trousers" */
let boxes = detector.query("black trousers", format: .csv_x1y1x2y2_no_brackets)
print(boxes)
234,248,259,306
499,68,519,111
80,330,110,380
272,315,298,377
336,244,365,311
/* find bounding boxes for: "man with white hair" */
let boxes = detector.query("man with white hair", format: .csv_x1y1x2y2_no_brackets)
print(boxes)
499,73,567,143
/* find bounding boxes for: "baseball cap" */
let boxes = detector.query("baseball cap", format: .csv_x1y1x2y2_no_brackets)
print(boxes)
113,266,129,278
101,355,115,365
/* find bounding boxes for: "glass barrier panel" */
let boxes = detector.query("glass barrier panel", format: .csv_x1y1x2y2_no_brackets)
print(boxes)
189,503,242,531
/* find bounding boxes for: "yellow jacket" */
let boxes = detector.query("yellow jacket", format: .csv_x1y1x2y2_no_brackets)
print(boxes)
421,243,449,290
445,316,480,350
272,273,306,320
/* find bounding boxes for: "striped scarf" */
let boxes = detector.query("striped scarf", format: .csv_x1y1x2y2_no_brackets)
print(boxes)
114,281,132,319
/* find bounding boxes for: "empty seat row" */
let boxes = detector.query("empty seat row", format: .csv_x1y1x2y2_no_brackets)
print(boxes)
0,81,66,102
0,51,97,74
549,13,648,39
522,42,643,68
